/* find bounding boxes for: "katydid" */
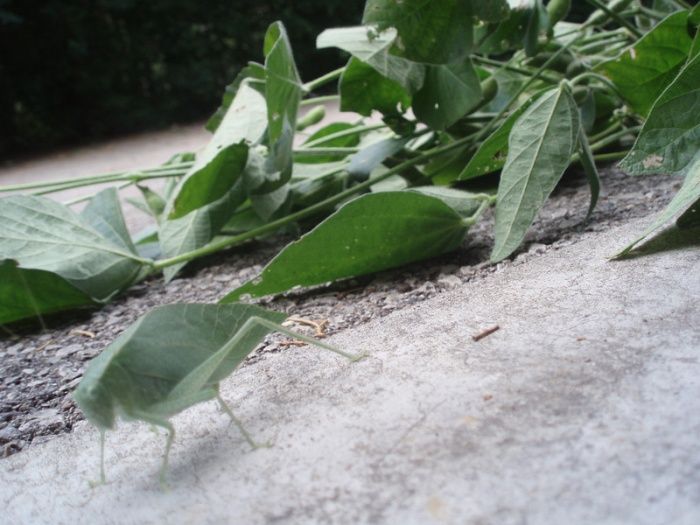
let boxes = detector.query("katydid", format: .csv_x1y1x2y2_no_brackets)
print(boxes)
73,303,363,484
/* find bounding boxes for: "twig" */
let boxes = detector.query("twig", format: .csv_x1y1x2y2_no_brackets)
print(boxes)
472,325,500,342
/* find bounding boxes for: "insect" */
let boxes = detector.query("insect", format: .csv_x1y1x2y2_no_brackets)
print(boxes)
73,302,363,484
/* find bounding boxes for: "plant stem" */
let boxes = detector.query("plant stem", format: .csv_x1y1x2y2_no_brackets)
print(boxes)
31,169,187,196
593,151,628,162
293,147,359,156
302,123,387,148
300,95,340,107
472,56,561,84
152,133,480,270
589,125,641,151
64,181,135,206
589,120,622,143
584,0,643,38
569,72,624,99
303,67,345,93
463,197,494,227
0,162,193,194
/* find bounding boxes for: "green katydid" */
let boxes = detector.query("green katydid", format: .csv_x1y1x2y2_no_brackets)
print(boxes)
73,302,363,485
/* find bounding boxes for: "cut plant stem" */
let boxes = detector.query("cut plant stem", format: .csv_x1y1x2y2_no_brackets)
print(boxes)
302,67,345,93
32,169,187,197
300,95,340,107
0,162,193,194
302,123,387,148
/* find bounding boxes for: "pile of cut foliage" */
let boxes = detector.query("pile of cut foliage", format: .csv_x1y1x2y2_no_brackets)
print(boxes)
1,0,699,332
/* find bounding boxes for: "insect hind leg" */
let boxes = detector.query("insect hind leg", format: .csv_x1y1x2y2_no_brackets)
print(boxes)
131,410,175,488
216,393,271,449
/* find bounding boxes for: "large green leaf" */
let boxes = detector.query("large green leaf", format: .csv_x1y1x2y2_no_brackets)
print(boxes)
459,90,547,181
491,85,580,262
362,0,474,64
160,182,247,282
0,195,144,300
339,57,411,116
618,156,700,255
261,21,302,195
413,60,482,130
81,188,137,253
620,52,700,176
169,82,267,219
264,21,302,146
599,11,693,117
0,259,96,325
221,192,468,302
205,63,266,133
317,26,425,92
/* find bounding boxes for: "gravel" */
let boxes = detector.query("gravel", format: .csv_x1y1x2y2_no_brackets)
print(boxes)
0,167,684,458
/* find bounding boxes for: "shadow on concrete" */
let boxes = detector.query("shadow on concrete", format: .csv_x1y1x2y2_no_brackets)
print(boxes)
621,224,700,260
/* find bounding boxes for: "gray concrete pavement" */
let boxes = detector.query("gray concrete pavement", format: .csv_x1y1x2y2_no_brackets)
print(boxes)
1,217,698,525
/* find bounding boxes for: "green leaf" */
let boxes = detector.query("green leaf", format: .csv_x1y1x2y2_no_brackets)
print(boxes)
264,22,302,146
0,195,144,300
0,259,96,325
221,192,468,302
81,188,137,253
599,11,693,117
476,0,538,55
347,137,409,179
459,90,547,181
620,51,700,176
169,82,266,219
491,85,580,262
618,156,700,255
160,182,247,282
473,0,511,22
408,186,483,217
423,145,471,186
134,184,167,221
524,0,549,57
317,26,425,92
577,131,601,222
205,63,266,133
339,57,411,117
362,0,474,64
413,60,482,130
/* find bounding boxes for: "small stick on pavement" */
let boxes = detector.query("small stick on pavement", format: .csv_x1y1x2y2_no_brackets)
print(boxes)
284,316,329,338
472,325,500,342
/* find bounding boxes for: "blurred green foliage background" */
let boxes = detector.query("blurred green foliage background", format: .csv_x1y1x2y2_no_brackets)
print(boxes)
0,0,359,156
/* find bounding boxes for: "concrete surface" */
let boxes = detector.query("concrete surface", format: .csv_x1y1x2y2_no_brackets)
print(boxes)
1,217,698,525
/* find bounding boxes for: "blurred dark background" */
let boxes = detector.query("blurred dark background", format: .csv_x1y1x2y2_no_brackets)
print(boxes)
0,0,360,157
0,1,597,158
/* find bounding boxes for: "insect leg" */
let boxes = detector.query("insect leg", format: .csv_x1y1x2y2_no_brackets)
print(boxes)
99,429,106,484
216,393,271,449
131,410,175,487
250,316,367,362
